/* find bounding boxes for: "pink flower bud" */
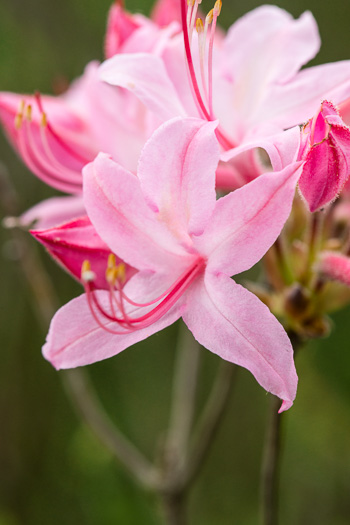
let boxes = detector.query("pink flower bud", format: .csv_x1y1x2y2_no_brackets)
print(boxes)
298,100,350,212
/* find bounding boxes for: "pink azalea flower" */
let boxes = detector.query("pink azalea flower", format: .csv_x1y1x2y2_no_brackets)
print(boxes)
30,216,136,289
43,118,302,412
100,4,350,188
297,100,350,212
0,60,162,196
0,0,180,199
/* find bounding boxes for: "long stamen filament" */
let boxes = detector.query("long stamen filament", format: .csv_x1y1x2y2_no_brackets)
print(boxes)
208,0,221,119
82,258,205,333
13,97,91,193
181,0,236,151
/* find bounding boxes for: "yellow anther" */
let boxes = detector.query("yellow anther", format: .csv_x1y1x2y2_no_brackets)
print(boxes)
81,260,96,282
14,113,23,130
82,260,91,273
26,104,32,122
105,262,126,286
115,263,126,284
18,100,25,114
107,253,117,268
187,0,195,5
214,0,222,16
206,8,214,24
105,266,118,285
41,112,47,127
196,18,204,33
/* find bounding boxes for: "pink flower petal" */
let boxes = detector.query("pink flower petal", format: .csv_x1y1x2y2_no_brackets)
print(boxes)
104,2,144,58
183,273,297,411
43,272,184,369
194,162,303,276
99,53,186,121
138,118,219,237
83,153,192,272
259,61,350,129
221,126,301,174
151,0,182,26
18,195,85,230
222,6,319,118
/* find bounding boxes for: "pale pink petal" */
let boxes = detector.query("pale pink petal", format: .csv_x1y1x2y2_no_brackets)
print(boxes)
99,53,186,121
31,216,136,289
83,153,192,272
318,251,350,287
121,20,180,55
43,281,184,370
17,195,85,230
151,0,182,26
183,273,297,411
104,2,143,58
221,6,319,120
69,61,158,174
195,162,303,276
221,126,301,173
138,118,219,237
259,61,350,129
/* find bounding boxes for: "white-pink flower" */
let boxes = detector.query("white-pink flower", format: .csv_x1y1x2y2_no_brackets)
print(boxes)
43,118,301,411
100,4,350,188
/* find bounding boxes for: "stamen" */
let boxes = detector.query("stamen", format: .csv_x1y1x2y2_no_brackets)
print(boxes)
81,260,96,282
25,104,32,122
181,0,236,150
189,0,202,41
84,256,205,334
181,0,211,120
13,93,91,193
196,18,209,104
20,110,82,193
208,0,222,119
14,100,25,130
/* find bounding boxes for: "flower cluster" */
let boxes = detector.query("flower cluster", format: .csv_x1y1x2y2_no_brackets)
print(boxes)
3,0,350,412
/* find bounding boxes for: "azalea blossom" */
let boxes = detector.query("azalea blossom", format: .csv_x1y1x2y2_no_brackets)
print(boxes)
0,0,181,229
100,4,350,189
43,118,301,411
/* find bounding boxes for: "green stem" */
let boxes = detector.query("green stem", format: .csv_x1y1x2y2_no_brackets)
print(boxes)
184,360,237,487
260,335,302,525
260,395,283,525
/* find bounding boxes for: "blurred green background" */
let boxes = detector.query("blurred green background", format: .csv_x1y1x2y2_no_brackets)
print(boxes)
1,0,350,523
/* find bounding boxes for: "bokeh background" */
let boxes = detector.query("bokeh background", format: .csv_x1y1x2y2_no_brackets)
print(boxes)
1,0,350,523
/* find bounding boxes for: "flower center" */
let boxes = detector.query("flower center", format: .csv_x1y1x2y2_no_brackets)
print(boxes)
81,254,205,334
